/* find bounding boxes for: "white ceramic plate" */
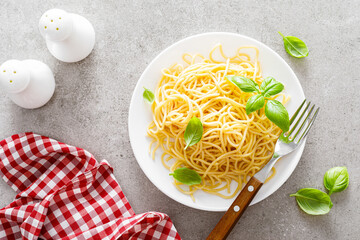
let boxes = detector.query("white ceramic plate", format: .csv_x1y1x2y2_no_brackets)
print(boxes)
128,32,305,212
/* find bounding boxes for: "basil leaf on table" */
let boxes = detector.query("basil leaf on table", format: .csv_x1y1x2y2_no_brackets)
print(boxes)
290,188,333,215
143,87,155,104
278,32,309,58
184,117,203,149
324,166,349,195
226,75,259,93
265,100,290,132
260,77,284,97
170,167,202,186
246,94,265,115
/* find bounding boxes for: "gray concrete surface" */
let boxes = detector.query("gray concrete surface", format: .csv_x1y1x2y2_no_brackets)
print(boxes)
0,0,359,239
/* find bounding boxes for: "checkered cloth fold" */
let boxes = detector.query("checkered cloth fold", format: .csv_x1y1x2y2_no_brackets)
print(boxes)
0,133,181,240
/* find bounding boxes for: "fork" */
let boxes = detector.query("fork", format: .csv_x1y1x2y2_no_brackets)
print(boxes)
207,99,319,240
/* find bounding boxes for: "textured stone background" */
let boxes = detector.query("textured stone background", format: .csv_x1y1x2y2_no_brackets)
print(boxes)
0,1,359,239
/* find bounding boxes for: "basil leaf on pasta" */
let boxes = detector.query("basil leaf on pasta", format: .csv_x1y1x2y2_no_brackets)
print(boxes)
184,117,203,149
260,77,284,97
265,100,290,132
170,167,202,186
279,32,309,58
143,87,155,104
324,167,349,195
290,188,333,215
246,94,265,115
226,75,259,93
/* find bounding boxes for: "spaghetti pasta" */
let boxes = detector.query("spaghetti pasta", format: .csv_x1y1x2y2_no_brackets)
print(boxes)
147,44,288,199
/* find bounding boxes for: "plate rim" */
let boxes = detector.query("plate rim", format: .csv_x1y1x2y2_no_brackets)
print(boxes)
128,32,306,212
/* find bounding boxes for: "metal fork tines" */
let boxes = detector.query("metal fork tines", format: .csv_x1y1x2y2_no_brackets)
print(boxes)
255,99,319,183
283,99,320,144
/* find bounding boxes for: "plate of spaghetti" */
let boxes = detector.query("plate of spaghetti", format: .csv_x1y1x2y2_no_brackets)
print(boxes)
128,32,305,211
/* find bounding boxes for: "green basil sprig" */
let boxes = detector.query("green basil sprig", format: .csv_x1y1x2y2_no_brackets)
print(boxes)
246,95,265,115
170,167,202,186
143,87,155,104
227,76,259,93
226,75,289,132
260,77,284,97
265,100,290,132
184,117,203,149
291,166,349,215
324,167,349,195
290,188,333,215
279,32,309,58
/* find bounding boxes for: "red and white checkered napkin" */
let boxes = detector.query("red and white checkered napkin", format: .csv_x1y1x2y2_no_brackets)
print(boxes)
0,133,181,240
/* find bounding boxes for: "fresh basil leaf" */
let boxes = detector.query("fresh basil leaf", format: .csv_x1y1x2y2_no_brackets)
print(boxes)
246,94,265,115
170,167,202,186
143,87,155,104
260,77,284,97
265,100,290,132
324,166,349,195
226,75,259,93
290,188,333,215
184,117,203,149
279,32,309,58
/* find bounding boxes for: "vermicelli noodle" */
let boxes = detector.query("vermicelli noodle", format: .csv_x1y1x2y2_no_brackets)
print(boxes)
147,44,288,199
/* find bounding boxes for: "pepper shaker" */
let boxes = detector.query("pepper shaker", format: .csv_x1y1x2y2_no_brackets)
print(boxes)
39,9,95,62
0,59,55,109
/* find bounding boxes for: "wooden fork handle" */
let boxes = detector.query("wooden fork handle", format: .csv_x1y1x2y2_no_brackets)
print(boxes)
206,177,263,240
